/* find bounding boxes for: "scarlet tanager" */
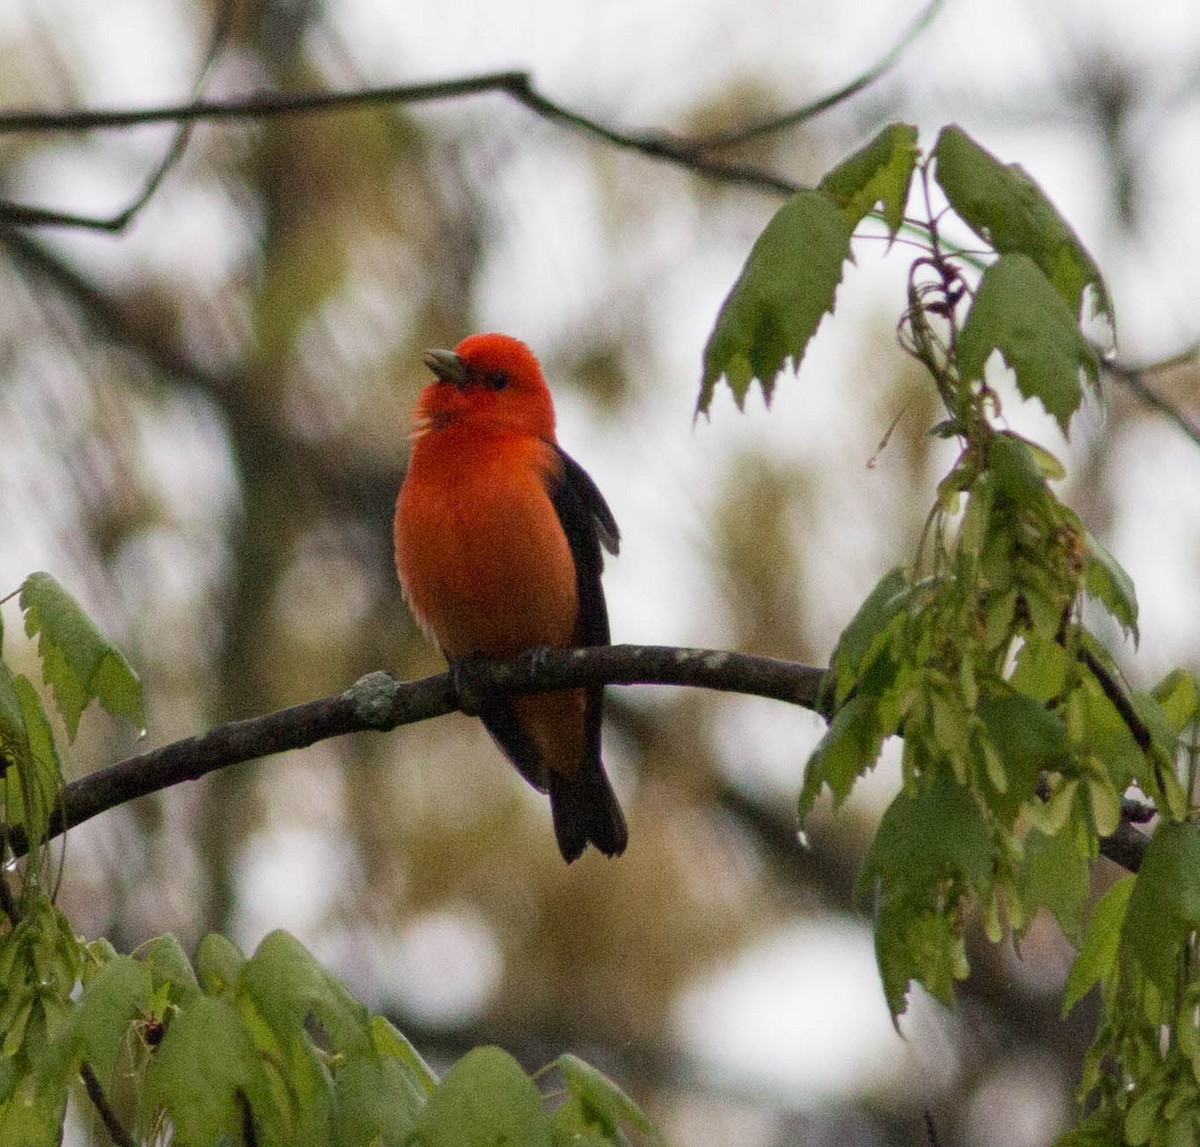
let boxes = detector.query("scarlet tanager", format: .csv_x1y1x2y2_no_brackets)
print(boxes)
393,333,628,861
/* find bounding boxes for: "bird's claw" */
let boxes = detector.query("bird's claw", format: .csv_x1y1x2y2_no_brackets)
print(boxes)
527,645,554,677
450,654,485,716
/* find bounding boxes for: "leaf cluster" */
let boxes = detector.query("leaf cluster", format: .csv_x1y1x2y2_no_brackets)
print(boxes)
0,575,660,1145
0,915,658,1146
702,123,1200,1142
1,573,144,883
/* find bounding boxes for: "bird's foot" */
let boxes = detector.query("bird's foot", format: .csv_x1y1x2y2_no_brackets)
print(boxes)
449,653,487,716
526,644,555,678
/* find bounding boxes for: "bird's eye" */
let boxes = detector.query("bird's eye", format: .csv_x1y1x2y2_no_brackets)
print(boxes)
487,371,509,391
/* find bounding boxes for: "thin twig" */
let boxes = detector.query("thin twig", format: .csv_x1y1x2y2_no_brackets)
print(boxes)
0,71,533,134
1103,349,1200,449
80,1062,136,1147
696,0,948,148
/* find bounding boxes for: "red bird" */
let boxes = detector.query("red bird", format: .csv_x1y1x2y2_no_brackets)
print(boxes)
393,333,627,861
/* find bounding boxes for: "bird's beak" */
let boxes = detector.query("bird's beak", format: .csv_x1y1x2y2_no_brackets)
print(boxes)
424,349,468,387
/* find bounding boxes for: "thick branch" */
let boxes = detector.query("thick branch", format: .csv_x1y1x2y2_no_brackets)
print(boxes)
7,645,824,857
3,640,1154,872
2,631,1154,875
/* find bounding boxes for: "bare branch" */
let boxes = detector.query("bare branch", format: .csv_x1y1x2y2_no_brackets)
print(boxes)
0,0,234,232
5,645,824,858
0,71,533,135
0,71,800,229
1,637,1153,874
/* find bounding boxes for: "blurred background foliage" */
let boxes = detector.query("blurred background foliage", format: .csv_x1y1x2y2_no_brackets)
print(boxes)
2,1,1200,1144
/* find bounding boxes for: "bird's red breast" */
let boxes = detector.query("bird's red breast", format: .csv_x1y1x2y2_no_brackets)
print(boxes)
393,333,627,861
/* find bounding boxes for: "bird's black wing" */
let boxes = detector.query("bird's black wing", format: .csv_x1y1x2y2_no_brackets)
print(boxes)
549,445,619,648
477,444,627,858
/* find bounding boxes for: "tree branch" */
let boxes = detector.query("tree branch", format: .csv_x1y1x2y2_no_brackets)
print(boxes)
0,71,800,219
6,645,824,858
0,1,951,228
6,51,1198,451
2,637,1154,873
0,0,234,231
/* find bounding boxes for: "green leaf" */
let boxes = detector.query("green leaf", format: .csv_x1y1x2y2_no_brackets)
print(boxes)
332,1050,427,1147
550,1099,614,1147
1064,874,1133,1015
8,676,63,848
700,190,852,412
826,565,912,705
800,694,887,819
141,934,201,1003
858,772,994,1015
196,932,245,996
370,1016,438,1093
1076,673,1144,794
239,930,372,1058
138,995,261,1146
860,773,995,906
1124,1084,1168,1146
1084,532,1139,641
0,661,32,781
19,572,144,740
1122,822,1200,999
874,903,967,1015
1018,821,1091,944
554,1053,661,1144
66,955,151,1089
0,1077,67,1147
932,124,1112,326
407,1047,552,1147
958,254,1099,433
976,688,1070,823
1009,634,1069,704
1052,1109,1126,1147
817,122,919,238
1151,670,1197,735
988,431,1049,506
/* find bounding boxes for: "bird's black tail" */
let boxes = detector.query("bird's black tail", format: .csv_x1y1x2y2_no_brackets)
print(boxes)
548,761,628,862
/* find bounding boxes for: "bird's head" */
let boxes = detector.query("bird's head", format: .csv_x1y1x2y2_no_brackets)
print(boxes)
415,333,556,441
